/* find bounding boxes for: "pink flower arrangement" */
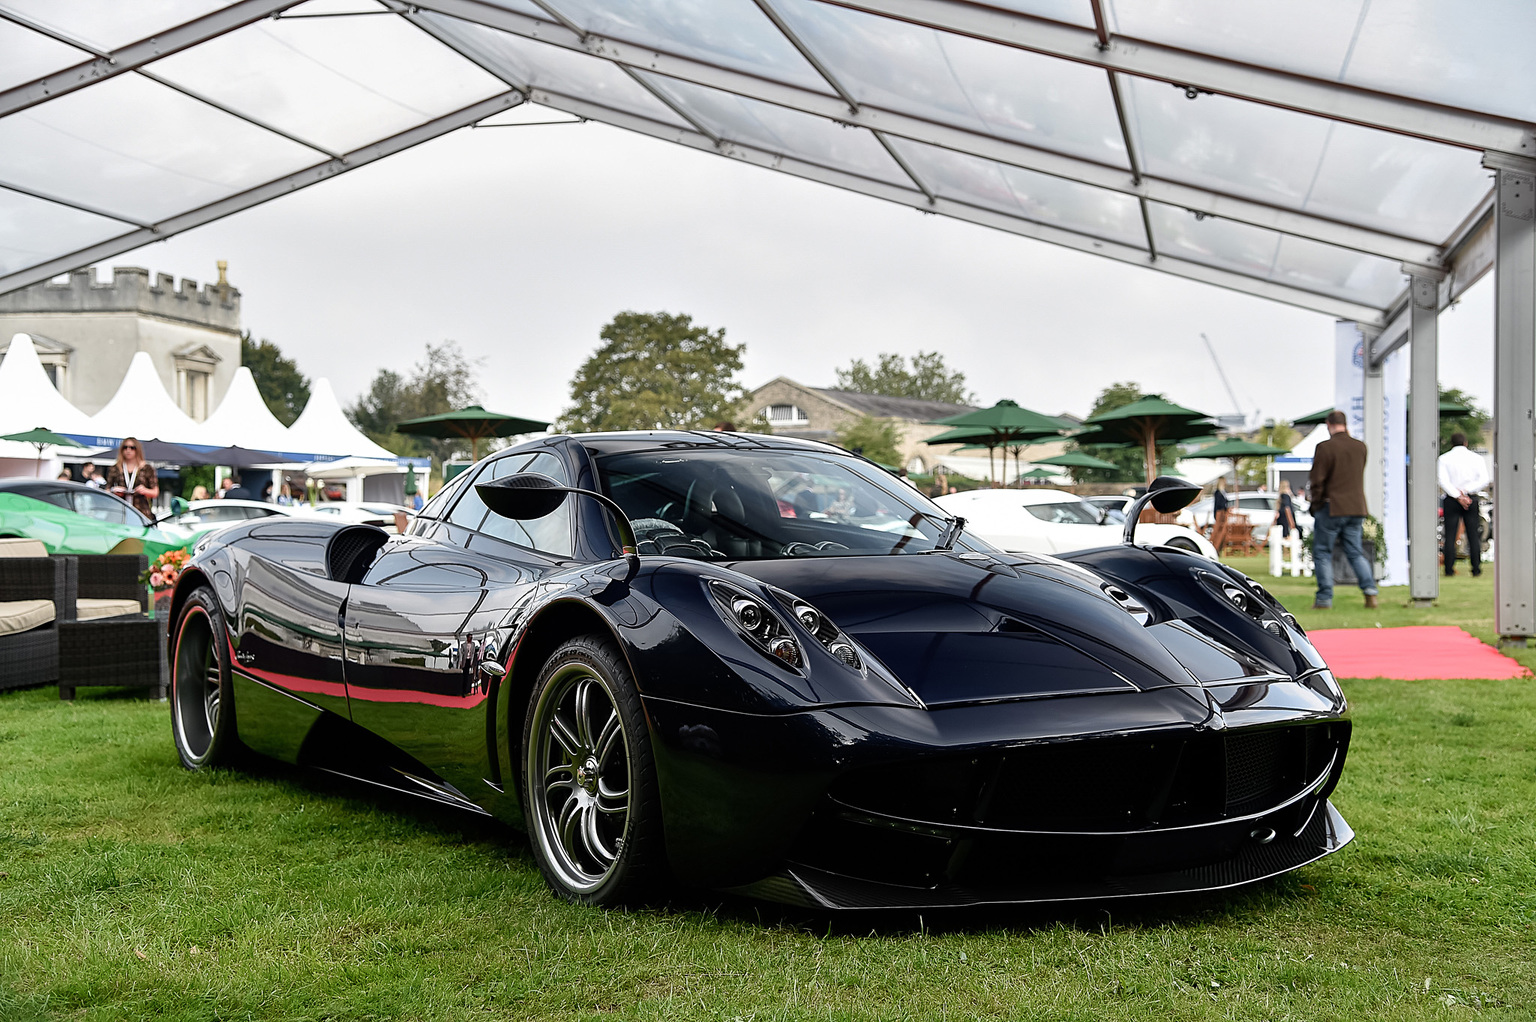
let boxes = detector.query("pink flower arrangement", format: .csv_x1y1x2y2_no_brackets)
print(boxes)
140,548,192,592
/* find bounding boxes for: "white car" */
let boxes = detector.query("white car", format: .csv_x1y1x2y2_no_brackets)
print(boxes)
156,498,300,538
308,501,412,529
935,488,1219,559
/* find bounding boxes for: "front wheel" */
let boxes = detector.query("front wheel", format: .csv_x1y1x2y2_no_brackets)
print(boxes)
170,586,242,770
522,635,663,906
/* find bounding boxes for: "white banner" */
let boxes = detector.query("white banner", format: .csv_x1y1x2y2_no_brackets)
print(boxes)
1381,348,1408,586
1334,322,1365,439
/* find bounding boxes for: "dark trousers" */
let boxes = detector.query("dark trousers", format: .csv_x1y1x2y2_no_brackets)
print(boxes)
1443,494,1482,575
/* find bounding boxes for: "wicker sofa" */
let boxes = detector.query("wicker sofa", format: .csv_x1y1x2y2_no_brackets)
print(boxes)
0,538,165,698
0,538,67,691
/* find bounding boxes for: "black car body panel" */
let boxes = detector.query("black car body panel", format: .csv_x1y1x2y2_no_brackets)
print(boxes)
169,431,1351,909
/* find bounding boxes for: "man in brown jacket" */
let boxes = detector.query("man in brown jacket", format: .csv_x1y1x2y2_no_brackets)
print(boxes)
1308,410,1379,609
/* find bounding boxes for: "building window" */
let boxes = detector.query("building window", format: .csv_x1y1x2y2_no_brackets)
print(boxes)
178,369,211,419
766,403,808,426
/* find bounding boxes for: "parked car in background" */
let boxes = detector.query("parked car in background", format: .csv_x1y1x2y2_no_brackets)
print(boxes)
0,479,193,558
936,488,1219,558
1181,493,1314,541
155,499,301,539
308,501,412,530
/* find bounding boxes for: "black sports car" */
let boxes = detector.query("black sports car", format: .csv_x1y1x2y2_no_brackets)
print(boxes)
168,430,1351,909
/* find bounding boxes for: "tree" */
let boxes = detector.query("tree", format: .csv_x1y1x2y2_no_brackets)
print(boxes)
1239,419,1301,485
557,312,746,432
1068,382,1179,483
240,331,310,426
835,415,902,467
834,351,973,405
1439,386,1489,452
346,341,484,466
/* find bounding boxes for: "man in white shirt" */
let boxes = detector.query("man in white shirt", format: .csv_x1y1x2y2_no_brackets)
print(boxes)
1437,431,1489,577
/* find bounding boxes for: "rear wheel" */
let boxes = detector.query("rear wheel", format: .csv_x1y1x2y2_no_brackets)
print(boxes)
522,635,662,906
170,587,241,770
1166,536,1200,553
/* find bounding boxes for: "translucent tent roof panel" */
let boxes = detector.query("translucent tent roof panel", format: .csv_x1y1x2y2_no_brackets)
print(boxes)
0,73,323,223
419,13,693,129
1120,79,1494,244
987,0,1095,29
1147,201,1406,308
0,18,90,93
0,0,1518,323
0,191,126,276
888,138,1147,247
770,0,1131,168
0,0,233,54
540,0,836,94
1102,0,1536,124
146,9,508,154
638,74,912,186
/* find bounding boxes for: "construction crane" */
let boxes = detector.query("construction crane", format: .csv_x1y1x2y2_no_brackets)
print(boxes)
1200,332,1249,430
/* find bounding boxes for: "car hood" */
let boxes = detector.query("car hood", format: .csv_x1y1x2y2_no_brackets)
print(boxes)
727,551,1209,707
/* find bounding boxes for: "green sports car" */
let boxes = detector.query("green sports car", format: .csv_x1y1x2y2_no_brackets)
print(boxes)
0,480,195,559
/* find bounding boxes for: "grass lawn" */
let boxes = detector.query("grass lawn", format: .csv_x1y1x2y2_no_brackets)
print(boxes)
3,562,1533,1020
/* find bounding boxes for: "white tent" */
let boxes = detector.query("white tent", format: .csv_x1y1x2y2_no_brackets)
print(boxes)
87,351,201,446
0,333,98,437
285,378,398,461
198,366,295,454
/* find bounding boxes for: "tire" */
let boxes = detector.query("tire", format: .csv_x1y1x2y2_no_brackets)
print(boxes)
521,634,663,906
1166,536,1200,553
170,586,242,770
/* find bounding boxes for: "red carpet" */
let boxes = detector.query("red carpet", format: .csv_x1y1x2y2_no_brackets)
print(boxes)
1307,625,1531,680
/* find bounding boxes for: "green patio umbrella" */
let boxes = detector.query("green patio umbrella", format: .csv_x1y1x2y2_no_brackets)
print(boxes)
1079,396,1215,485
1028,450,1120,473
1296,399,1475,429
1181,437,1290,500
395,405,551,461
1020,467,1058,483
2,426,86,477
403,462,418,498
924,399,1071,484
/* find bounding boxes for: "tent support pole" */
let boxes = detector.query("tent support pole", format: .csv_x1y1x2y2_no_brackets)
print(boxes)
1484,153,1536,643
1407,270,1443,606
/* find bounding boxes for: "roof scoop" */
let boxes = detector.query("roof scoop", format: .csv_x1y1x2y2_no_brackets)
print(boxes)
1122,476,1202,545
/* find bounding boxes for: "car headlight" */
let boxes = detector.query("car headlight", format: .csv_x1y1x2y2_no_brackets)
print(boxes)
771,590,863,670
707,580,804,669
1197,569,1296,640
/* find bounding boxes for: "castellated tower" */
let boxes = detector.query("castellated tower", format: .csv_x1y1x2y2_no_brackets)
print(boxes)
0,264,242,419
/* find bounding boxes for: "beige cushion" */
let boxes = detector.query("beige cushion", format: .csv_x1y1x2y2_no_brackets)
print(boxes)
0,599,54,636
76,598,144,621
0,537,48,558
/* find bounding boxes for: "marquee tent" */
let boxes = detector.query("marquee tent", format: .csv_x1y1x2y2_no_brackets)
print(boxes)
0,334,98,438
283,378,399,461
86,351,202,448
197,365,299,456
0,2,1530,633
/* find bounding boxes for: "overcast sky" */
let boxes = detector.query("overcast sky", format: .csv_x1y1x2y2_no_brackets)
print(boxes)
116,106,1498,427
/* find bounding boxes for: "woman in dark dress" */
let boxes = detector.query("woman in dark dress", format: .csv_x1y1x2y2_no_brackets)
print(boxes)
1275,481,1299,538
104,437,158,518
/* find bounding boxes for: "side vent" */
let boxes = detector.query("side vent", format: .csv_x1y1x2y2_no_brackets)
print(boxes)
325,525,388,584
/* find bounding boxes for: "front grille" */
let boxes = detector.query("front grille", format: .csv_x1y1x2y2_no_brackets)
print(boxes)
827,722,1344,834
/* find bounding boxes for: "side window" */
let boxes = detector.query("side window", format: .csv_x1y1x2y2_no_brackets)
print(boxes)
447,452,573,557
479,452,573,557
418,469,470,520
72,490,133,525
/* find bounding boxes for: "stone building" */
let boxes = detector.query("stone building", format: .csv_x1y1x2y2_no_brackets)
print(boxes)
745,376,982,474
0,263,241,419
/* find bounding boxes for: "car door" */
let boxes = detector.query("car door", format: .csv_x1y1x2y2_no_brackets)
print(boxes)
342,450,573,801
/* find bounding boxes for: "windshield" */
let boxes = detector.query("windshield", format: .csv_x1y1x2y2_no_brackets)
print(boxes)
596,448,952,559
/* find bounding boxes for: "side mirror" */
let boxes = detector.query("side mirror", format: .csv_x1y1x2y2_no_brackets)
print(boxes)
171,496,189,515
477,473,639,578
1122,476,1202,545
